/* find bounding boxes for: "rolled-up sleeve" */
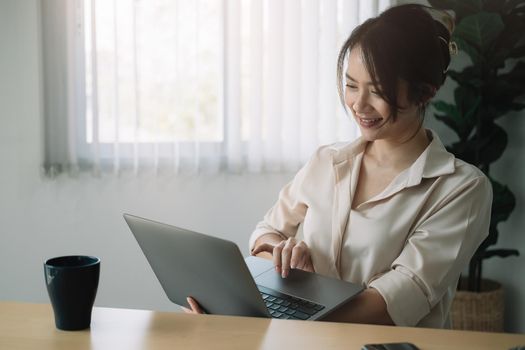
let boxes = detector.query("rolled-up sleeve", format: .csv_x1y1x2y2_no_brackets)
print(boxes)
368,175,493,326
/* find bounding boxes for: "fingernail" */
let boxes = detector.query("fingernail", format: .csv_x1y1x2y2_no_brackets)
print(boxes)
282,270,287,278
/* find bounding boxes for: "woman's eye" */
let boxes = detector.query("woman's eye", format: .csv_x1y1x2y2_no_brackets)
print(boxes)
371,90,379,95
346,84,357,89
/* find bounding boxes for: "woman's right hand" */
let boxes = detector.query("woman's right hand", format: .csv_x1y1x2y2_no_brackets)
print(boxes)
251,237,314,278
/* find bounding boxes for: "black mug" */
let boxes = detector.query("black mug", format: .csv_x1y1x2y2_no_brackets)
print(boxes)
44,255,100,330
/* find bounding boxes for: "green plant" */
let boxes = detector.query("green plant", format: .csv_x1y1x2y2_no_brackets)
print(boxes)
428,0,524,292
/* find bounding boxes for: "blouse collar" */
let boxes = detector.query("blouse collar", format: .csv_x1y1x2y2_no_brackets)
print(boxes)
330,129,456,187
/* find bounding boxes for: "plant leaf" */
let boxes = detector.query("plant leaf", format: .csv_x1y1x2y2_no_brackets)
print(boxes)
489,13,525,66
501,61,525,85
447,122,507,166
428,0,483,21
489,177,516,228
482,79,525,120
452,36,482,64
511,102,525,110
447,141,476,164
483,61,525,118
447,68,483,88
485,0,525,13
477,177,517,252
484,0,506,12
477,123,508,164
432,87,481,141
454,12,504,52
510,45,525,58
432,101,460,116
431,101,469,139
478,228,498,251
434,114,461,139
508,0,525,14
482,249,520,259
454,86,480,121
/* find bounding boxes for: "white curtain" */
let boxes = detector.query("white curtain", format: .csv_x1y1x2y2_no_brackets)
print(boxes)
42,0,391,176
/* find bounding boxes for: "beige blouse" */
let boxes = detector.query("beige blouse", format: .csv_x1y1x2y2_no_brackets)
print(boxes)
249,130,492,328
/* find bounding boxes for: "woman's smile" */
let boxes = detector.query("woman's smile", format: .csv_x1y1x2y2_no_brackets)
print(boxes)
355,115,384,128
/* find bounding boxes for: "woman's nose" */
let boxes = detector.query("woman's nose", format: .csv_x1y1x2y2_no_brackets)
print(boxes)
353,93,370,113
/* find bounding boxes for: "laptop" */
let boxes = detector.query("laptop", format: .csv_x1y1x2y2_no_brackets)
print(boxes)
124,213,363,320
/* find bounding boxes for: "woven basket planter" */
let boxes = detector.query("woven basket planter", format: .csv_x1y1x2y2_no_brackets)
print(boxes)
450,278,504,332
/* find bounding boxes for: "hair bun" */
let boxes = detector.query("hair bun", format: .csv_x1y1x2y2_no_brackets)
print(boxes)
424,7,455,35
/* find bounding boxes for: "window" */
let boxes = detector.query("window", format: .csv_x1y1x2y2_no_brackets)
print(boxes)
42,0,389,175
84,0,222,144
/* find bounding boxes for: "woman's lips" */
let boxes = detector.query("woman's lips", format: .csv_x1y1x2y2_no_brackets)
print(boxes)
357,116,383,128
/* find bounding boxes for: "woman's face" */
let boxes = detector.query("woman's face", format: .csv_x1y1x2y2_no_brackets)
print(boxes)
344,46,422,143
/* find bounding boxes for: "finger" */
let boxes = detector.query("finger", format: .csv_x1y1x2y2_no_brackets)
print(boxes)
281,238,296,278
303,255,315,272
273,241,285,275
251,243,275,256
187,297,202,313
294,255,306,270
305,263,315,272
187,297,204,314
294,242,313,271
181,306,193,314
304,259,315,272
290,242,306,269
295,253,310,270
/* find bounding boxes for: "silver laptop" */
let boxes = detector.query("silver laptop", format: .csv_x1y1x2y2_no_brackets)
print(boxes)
124,213,363,320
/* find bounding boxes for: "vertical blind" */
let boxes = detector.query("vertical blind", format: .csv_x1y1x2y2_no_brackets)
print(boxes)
42,0,391,176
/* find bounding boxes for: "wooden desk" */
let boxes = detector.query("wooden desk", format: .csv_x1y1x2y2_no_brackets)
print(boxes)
1,302,524,350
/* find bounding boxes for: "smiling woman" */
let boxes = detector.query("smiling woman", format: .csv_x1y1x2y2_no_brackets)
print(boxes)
240,4,494,328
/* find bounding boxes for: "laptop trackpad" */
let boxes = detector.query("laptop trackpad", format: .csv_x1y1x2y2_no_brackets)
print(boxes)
244,256,275,278
254,268,328,303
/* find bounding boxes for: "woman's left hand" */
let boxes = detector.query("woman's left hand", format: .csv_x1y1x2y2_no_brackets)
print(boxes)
181,297,205,314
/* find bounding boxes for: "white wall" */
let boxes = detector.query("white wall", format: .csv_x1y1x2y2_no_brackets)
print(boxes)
1,0,524,333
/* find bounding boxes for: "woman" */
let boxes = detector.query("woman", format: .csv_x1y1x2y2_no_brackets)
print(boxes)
185,4,492,328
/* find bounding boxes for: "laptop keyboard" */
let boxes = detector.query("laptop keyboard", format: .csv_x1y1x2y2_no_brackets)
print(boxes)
259,290,325,320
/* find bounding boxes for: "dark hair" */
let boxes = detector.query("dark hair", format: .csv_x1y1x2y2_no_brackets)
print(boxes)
337,4,453,121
